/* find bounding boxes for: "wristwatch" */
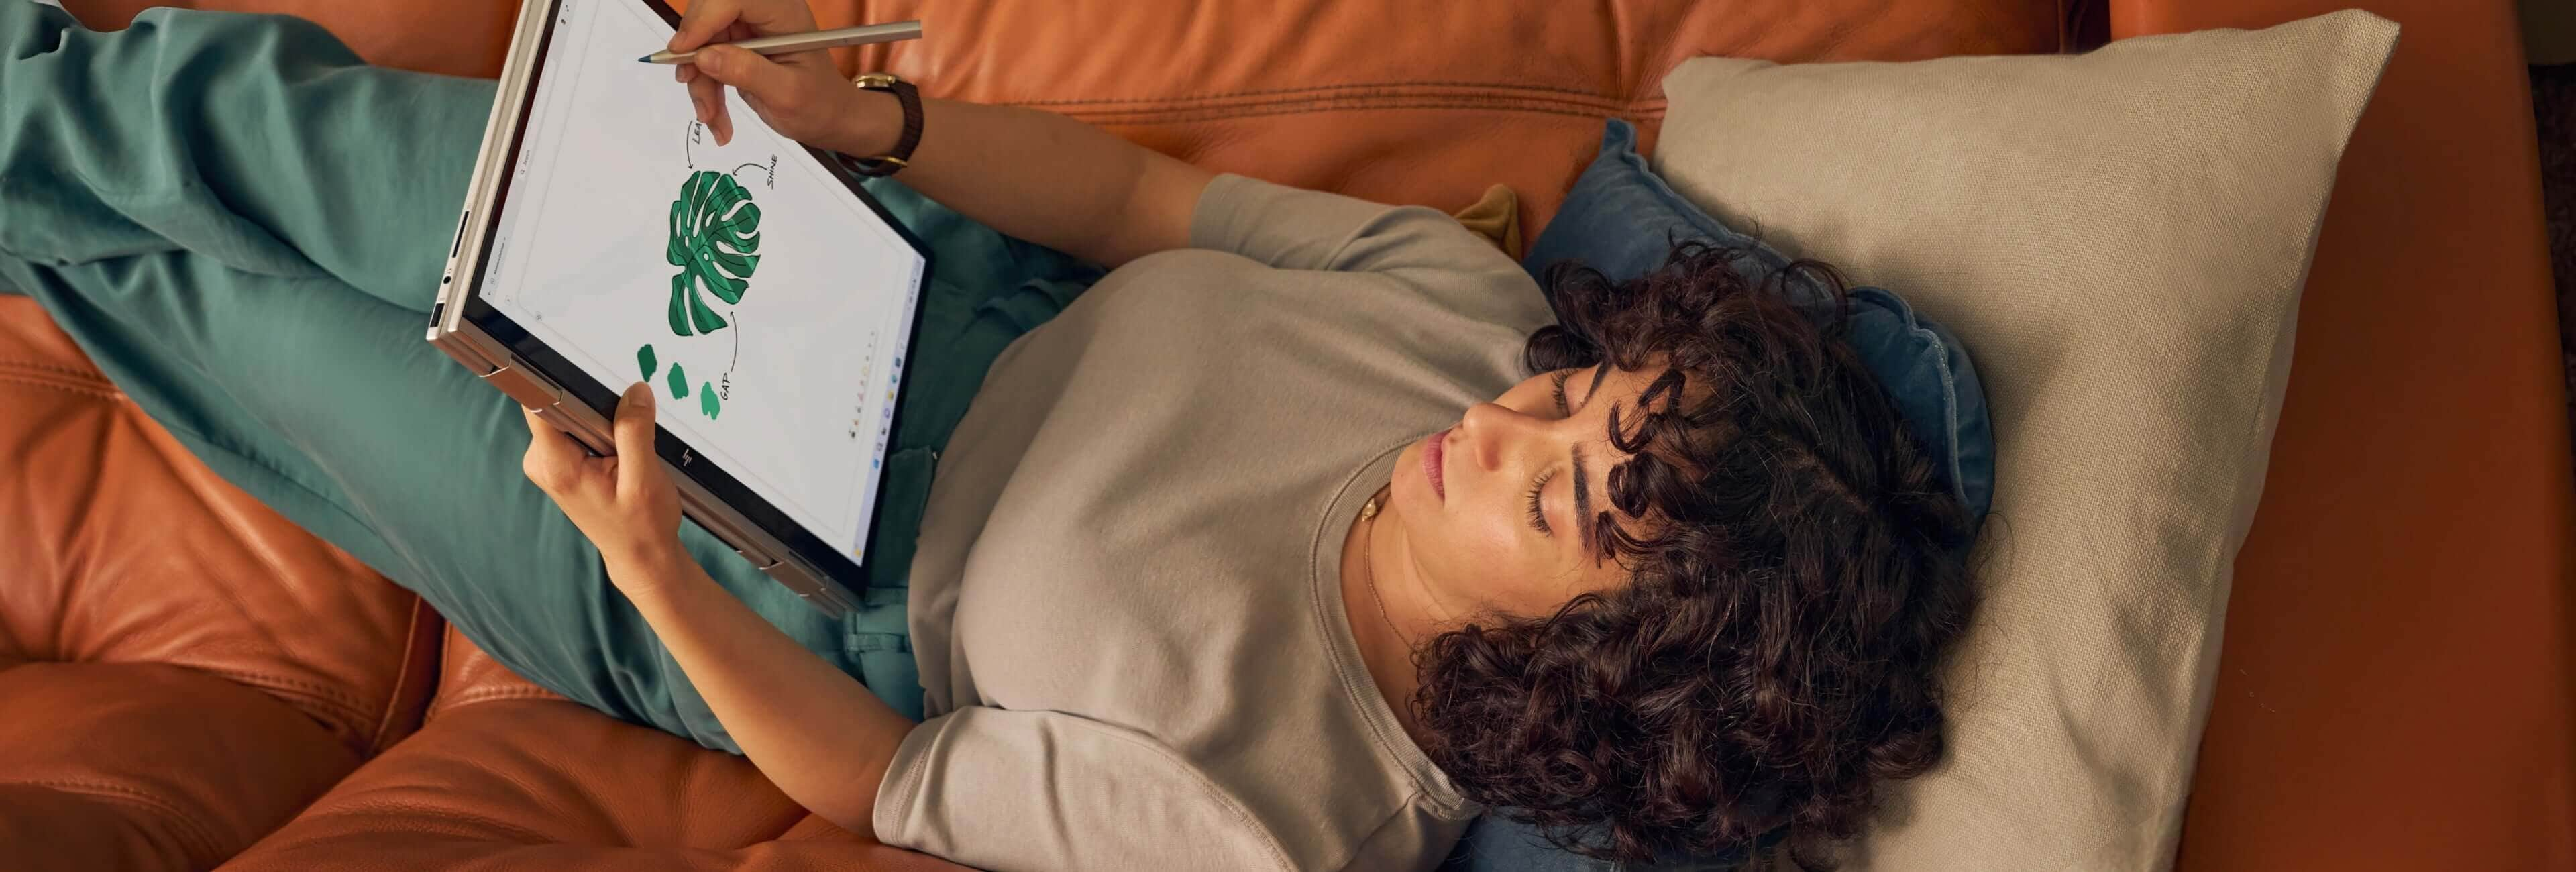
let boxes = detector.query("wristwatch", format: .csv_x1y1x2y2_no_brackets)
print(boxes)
835,72,922,178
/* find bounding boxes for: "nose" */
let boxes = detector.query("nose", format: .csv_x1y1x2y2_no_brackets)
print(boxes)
1457,402,1544,472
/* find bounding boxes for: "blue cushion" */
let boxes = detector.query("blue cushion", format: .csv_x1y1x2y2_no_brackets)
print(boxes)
1445,119,1995,872
1523,119,1993,521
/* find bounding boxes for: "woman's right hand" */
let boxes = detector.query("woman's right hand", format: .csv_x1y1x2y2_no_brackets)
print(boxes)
669,0,886,152
664,3,1212,268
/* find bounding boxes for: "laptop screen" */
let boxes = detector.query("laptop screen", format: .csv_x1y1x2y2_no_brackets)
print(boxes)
473,0,924,565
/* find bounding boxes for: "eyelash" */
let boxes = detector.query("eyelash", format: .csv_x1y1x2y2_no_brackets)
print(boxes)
1525,369,1579,537
1525,470,1554,535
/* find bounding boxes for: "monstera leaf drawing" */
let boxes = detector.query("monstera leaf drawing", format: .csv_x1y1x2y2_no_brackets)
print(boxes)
665,170,763,336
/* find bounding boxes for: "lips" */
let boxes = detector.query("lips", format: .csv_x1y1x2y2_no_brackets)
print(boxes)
1424,429,1448,500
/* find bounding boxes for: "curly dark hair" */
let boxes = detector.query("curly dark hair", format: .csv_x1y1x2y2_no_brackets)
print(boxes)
1414,242,1980,869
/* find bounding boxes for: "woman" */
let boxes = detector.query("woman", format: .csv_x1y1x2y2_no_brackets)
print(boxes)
0,0,1976,867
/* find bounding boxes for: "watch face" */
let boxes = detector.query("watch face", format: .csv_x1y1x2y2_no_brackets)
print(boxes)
832,151,900,178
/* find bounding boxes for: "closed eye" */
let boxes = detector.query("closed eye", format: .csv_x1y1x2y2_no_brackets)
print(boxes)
1550,369,1574,417
1525,470,1554,535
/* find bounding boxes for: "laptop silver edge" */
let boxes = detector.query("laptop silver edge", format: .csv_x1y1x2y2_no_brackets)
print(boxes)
429,0,860,617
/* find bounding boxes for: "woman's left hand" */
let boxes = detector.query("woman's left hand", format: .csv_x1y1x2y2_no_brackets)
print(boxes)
521,382,685,586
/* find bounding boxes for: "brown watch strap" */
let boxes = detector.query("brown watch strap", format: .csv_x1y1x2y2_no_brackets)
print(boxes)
837,73,920,178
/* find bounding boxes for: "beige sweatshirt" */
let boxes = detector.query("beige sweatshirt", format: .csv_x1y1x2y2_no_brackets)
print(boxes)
879,174,1552,871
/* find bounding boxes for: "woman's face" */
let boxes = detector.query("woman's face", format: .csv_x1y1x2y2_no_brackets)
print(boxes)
1383,361,1664,622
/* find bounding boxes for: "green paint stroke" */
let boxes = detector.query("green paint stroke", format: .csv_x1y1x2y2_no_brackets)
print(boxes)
665,170,763,337
636,343,657,380
700,382,721,419
667,362,689,399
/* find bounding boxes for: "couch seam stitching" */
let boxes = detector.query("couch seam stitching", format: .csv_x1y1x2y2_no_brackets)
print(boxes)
1034,99,1666,126
0,358,111,382
0,370,122,400
440,686,558,708
3,778,225,860
370,596,434,753
355,807,556,844
191,667,378,728
1042,95,1663,114
215,686,373,736
191,667,376,710
994,79,1644,107
294,795,561,845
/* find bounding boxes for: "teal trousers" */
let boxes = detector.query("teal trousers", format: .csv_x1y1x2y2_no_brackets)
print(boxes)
0,1,1095,747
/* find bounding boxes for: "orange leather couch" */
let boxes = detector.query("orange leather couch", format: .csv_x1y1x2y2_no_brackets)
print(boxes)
2,0,2567,869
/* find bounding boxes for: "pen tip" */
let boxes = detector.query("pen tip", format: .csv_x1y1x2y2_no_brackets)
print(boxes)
636,54,653,62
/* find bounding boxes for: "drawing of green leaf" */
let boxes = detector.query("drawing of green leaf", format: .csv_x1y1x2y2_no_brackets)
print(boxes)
669,271,727,335
665,170,763,337
700,382,721,419
667,362,690,400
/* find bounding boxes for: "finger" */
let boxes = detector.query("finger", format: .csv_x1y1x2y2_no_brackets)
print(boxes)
687,74,724,128
683,19,765,83
770,34,838,77
694,46,804,144
693,45,800,111
777,48,838,76
612,382,657,459
610,382,668,498
521,406,580,491
668,0,739,52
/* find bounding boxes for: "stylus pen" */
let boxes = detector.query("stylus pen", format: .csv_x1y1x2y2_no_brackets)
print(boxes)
637,20,922,65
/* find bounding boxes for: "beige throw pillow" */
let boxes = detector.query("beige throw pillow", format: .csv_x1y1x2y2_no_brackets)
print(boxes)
1650,11,2398,869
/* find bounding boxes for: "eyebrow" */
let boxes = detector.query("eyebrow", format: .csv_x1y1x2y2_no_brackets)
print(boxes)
1570,366,1610,554
1572,435,1595,553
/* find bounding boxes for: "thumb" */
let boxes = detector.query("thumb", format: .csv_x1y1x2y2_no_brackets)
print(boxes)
693,45,798,104
612,382,661,486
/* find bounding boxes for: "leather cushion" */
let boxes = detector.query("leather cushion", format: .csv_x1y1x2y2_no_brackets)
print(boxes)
228,632,971,872
57,0,521,80
0,296,441,759
426,624,561,717
841,0,2061,235
0,662,357,872
57,0,2063,246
